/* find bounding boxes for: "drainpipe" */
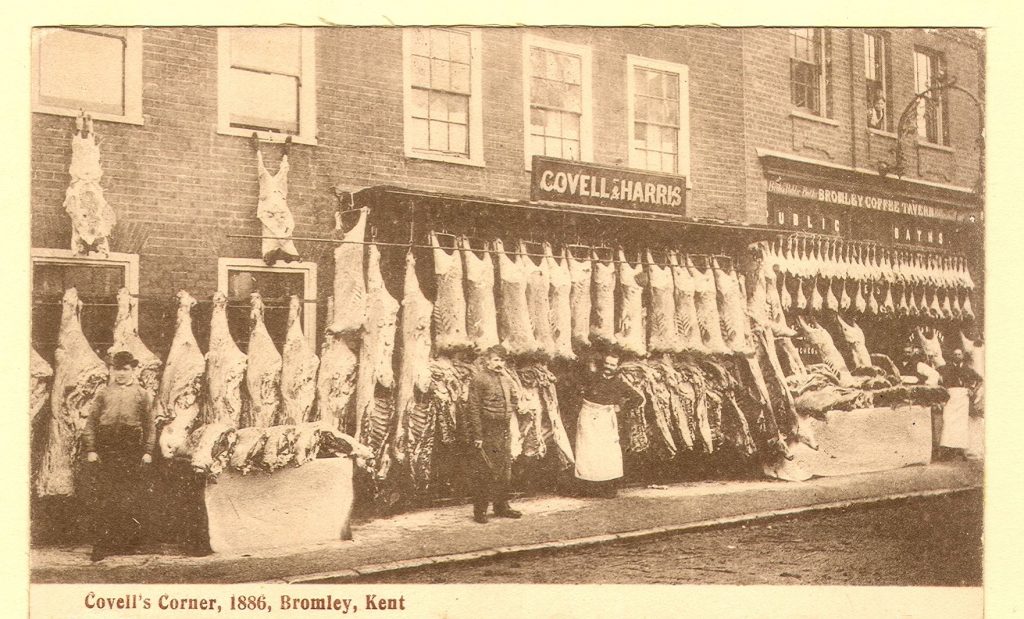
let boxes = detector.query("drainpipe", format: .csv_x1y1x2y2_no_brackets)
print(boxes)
848,28,857,170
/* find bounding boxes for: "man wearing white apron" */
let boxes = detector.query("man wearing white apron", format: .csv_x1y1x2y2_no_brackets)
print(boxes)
936,349,983,461
574,353,642,498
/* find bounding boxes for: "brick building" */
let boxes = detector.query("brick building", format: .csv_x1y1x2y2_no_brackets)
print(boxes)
30,26,984,361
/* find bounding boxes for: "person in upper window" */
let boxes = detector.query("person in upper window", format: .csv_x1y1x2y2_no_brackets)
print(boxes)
82,350,155,562
867,94,887,130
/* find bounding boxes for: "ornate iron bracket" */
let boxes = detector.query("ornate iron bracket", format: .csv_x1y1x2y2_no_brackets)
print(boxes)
876,73,985,199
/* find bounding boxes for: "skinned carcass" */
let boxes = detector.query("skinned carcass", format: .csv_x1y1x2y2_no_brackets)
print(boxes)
523,242,558,359
353,243,399,444
205,291,247,427
776,335,807,378
616,250,647,357
394,249,434,461
280,294,320,424
432,232,472,352
916,326,946,369
64,114,115,257
796,315,851,381
646,250,681,354
245,292,282,427
567,250,593,349
462,238,500,352
669,251,708,354
688,257,731,355
713,257,753,356
836,314,872,369
316,297,359,431
35,288,108,496
327,207,368,335
109,287,161,395
155,291,206,461
495,239,539,356
228,427,269,474
30,347,53,430
182,422,237,476
261,424,299,471
547,245,576,361
590,250,617,347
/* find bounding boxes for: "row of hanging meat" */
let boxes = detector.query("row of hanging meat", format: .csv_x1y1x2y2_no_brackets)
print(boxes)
759,238,977,321
30,286,370,498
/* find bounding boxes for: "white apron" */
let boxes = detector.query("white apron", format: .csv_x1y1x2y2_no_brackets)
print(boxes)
574,400,623,481
940,387,970,449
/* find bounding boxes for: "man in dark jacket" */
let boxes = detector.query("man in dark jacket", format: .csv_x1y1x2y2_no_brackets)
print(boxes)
464,345,521,524
83,350,155,561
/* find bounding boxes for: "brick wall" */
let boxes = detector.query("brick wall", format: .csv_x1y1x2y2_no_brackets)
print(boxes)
741,28,984,225
30,27,750,355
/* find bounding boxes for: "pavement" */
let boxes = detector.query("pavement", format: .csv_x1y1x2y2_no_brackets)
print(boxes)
30,460,983,584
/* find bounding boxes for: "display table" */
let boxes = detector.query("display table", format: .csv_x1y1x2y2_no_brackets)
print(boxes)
788,405,932,477
205,457,355,554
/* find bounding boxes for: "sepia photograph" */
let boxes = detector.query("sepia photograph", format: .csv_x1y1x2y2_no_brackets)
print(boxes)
23,21,993,616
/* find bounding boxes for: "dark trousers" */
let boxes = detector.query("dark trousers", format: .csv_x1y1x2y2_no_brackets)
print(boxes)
469,421,513,515
90,425,150,555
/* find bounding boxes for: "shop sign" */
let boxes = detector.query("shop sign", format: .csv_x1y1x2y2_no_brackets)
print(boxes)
531,156,686,212
767,179,962,221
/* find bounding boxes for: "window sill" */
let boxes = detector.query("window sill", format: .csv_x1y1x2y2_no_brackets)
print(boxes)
868,128,898,139
218,125,318,146
789,110,841,127
407,150,486,168
916,140,954,153
33,105,144,126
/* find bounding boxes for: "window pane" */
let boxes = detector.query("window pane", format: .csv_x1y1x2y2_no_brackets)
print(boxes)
634,122,647,147
37,29,125,115
411,55,431,88
565,84,582,112
564,139,579,160
229,28,301,76
544,50,561,80
430,58,450,90
635,96,649,122
448,95,468,124
226,270,304,352
429,120,448,151
448,123,468,154
450,32,471,63
663,153,677,174
661,126,678,153
530,107,546,134
544,110,562,137
411,118,429,149
429,29,450,60
410,88,428,118
228,70,299,132
545,136,561,156
428,90,448,120
530,134,545,158
665,100,679,126
632,148,647,171
562,112,579,139
228,69,299,132
665,73,679,100
530,47,545,76
450,62,470,94
561,54,581,85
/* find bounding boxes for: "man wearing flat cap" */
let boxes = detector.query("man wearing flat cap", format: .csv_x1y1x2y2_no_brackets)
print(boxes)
464,345,522,523
83,350,156,561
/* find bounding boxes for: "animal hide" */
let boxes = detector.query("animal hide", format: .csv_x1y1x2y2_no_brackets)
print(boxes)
280,294,320,425
35,288,107,496
205,291,247,427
